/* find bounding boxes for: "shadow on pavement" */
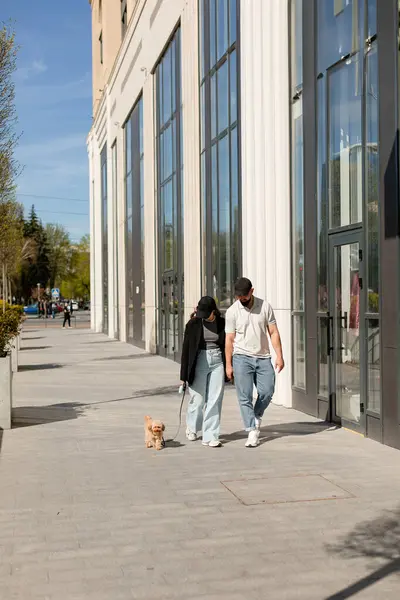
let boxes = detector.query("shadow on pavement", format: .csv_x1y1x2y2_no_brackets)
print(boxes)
12,403,85,428
222,421,338,446
0,430,3,453
20,346,52,351
325,505,400,599
93,353,151,362
18,363,64,372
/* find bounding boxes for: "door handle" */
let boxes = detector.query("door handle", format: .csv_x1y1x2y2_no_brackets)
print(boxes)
327,313,333,355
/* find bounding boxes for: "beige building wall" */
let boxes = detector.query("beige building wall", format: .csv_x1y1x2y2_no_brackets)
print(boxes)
88,0,201,352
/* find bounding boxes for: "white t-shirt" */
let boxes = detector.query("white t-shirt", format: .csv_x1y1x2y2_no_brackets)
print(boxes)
225,297,276,357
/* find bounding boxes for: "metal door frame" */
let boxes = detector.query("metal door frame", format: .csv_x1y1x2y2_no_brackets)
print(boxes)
328,229,366,434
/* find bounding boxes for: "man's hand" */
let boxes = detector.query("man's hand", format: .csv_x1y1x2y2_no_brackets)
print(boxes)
226,365,234,380
275,356,285,373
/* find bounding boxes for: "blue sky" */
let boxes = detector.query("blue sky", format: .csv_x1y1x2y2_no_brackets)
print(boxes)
1,0,92,243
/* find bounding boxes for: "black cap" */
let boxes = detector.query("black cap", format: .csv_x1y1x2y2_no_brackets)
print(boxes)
234,277,253,296
196,296,217,319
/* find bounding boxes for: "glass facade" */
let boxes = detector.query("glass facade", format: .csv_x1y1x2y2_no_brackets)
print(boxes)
199,0,240,310
111,142,119,339
124,96,145,346
291,0,381,430
290,0,306,389
100,144,108,334
155,28,184,360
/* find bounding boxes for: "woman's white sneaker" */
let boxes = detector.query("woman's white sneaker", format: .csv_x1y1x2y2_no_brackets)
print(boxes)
245,430,260,447
186,428,197,441
202,440,222,447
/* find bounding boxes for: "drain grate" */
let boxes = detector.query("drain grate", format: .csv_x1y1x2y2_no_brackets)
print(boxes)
221,474,354,506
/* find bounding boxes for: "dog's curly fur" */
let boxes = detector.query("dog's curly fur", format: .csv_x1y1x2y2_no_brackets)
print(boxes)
144,416,165,450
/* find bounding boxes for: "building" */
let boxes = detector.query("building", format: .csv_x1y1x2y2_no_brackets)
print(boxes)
87,0,400,450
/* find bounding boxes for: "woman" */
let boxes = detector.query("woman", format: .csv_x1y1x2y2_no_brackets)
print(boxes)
180,296,226,448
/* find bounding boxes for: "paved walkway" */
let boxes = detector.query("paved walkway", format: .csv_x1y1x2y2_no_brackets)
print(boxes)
1,326,400,599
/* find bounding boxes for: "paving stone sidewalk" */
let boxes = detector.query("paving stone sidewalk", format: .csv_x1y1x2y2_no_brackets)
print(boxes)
1,325,400,600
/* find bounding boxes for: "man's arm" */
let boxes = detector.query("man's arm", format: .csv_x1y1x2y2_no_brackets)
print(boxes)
225,333,235,380
267,322,284,373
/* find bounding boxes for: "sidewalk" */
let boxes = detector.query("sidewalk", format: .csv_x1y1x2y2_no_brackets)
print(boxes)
1,325,400,600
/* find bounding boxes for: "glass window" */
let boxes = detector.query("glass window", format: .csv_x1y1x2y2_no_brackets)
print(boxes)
200,0,240,306
328,55,362,228
367,0,377,39
155,29,184,358
366,43,379,312
229,0,237,46
101,144,108,334
292,98,304,312
217,0,228,61
367,319,380,413
291,0,302,92
317,0,364,74
217,59,229,134
317,78,328,312
124,97,145,345
290,0,305,389
318,317,329,397
293,315,306,389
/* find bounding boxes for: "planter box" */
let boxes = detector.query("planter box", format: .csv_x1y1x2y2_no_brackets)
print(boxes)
0,354,12,430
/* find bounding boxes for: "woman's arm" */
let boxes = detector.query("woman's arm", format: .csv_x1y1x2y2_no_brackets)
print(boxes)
180,324,190,382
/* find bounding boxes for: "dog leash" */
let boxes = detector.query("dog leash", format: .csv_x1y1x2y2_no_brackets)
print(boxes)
163,384,187,445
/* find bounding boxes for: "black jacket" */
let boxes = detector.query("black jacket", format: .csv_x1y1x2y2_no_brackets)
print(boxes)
180,316,226,385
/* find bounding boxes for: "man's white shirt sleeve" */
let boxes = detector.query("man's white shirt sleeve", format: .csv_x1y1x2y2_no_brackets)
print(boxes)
225,306,236,334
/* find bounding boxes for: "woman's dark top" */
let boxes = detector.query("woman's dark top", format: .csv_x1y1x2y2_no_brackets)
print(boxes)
180,315,226,385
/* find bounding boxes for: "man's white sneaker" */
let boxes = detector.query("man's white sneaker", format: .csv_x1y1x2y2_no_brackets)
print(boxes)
203,440,222,447
186,429,197,442
255,417,262,431
245,430,260,448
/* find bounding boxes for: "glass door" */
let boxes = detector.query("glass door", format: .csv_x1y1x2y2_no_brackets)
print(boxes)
329,230,365,432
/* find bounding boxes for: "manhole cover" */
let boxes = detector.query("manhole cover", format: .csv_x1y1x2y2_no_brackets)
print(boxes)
221,475,354,505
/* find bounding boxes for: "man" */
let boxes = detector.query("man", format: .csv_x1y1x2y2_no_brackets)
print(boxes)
225,277,284,448
63,303,71,328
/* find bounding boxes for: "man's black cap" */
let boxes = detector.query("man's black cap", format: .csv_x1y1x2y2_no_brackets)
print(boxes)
196,296,217,319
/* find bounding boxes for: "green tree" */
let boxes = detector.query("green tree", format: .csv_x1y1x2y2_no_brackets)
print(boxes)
60,235,90,299
45,223,72,289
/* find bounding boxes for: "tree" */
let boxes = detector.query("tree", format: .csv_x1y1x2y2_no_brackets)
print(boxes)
18,205,50,299
45,223,72,289
0,23,20,203
60,235,90,299
0,200,23,310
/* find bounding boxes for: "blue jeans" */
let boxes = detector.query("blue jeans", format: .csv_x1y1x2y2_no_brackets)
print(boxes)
232,355,275,431
187,349,225,442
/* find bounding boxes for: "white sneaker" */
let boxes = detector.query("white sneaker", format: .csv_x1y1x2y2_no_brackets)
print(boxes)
255,417,262,431
245,430,260,448
186,428,197,442
202,440,222,447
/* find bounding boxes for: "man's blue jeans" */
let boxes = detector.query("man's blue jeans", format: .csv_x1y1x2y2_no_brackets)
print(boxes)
232,354,275,431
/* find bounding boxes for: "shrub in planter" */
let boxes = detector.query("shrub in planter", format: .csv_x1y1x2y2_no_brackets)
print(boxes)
0,307,23,357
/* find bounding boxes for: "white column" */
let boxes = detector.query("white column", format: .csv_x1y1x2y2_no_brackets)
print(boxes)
93,135,103,334
106,90,115,339
240,0,292,407
181,0,201,321
87,135,96,331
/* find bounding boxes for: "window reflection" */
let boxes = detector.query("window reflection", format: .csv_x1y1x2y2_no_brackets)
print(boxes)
328,55,362,228
317,0,364,74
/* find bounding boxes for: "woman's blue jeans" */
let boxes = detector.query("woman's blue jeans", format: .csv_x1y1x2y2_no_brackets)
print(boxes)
186,349,225,442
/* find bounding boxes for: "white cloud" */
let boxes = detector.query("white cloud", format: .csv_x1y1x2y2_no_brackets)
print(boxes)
16,59,48,82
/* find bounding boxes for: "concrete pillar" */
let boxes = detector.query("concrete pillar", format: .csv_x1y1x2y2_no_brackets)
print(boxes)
0,355,12,430
240,0,292,407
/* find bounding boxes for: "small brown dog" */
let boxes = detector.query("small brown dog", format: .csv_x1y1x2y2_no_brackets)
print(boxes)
144,416,165,450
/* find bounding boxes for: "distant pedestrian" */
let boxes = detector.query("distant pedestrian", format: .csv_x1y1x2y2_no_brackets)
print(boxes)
63,303,71,328
225,277,284,448
52,302,56,319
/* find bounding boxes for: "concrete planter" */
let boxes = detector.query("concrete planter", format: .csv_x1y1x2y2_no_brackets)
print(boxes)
0,354,12,430
11,340,18,373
